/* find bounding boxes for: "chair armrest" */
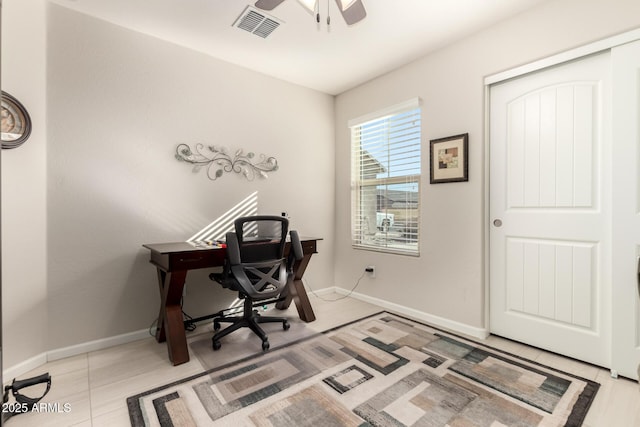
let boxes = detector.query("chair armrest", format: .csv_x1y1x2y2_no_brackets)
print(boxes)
225,232,241,265
287,230,304,271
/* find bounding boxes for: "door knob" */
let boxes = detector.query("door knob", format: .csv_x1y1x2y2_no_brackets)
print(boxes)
493,219,503,227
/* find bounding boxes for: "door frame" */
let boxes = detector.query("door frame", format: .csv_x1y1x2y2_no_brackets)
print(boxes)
483,27,640,333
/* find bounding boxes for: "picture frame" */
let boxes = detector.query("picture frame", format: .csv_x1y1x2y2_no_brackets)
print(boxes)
1,91,32,149
429,133,469,184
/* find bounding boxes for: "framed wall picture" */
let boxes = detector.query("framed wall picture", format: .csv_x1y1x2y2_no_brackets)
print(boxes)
429,133,469,184
1,91,32,149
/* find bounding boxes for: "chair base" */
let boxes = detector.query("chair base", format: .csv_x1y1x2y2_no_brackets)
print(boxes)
212,297,289,351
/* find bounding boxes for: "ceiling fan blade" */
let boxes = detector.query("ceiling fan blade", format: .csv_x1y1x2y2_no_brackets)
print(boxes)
255,0,286,11
335,0,366,25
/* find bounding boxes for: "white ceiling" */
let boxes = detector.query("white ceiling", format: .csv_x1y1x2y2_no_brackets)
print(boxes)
50,0,551,95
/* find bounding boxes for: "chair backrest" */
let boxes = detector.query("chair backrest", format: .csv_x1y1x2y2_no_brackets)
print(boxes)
220,216,289,299
234,216,288,264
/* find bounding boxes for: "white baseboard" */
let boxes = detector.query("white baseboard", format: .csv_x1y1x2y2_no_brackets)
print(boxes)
333,287,489,340
47,328,150,361
4,328,150,380
4,289,488,379
3,352,49,382
303,284,338,298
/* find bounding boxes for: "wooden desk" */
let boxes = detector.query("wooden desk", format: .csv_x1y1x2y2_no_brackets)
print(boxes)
143,238,320,365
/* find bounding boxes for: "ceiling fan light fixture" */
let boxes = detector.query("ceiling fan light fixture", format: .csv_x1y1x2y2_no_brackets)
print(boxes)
335,0,366,25
254,0,366,26
296,0,318,14
336,0,357,12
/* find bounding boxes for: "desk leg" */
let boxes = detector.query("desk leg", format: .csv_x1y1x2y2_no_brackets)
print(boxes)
155,269,190,365
276,254,316,322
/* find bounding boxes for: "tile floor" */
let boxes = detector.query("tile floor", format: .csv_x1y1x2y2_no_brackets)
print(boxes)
4,293,640,426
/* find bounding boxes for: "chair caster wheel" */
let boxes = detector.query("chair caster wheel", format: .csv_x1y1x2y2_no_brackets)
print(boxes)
212,340,221,351
262,340,270,351
213,321,221,331
283,321,290,331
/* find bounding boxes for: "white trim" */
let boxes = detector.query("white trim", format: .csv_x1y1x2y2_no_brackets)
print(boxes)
483,85,491,333
347,97,421,128
303,284,338,298
3,328,150,380
485,27,640,85
47,328,150,361
334,286,489,340
5,287,489,379
3,353,48,382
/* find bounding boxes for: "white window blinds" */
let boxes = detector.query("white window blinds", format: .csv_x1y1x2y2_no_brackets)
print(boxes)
350,99,421,255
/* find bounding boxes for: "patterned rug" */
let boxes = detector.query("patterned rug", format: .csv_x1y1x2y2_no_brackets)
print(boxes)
127,312,599,426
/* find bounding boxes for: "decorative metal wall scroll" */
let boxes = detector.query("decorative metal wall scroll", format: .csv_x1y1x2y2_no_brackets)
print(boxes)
175,143,278,181
1,91,32,149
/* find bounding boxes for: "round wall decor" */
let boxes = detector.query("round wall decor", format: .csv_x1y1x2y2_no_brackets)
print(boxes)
1,91,32,149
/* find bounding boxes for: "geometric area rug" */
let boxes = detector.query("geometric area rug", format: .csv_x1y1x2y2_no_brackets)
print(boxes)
127,312,599,426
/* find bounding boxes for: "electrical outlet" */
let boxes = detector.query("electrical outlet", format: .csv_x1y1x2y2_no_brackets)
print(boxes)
365,265,376,278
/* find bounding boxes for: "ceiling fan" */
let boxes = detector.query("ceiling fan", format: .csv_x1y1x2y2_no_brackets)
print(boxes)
254,0,366,25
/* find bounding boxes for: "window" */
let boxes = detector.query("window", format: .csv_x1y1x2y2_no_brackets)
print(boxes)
350,98,421,255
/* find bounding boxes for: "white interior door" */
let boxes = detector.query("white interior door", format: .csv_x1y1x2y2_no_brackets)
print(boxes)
489,52,612,367
611,40,640,380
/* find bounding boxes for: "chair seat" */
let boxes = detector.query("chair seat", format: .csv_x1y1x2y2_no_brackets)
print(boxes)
209,272,234,289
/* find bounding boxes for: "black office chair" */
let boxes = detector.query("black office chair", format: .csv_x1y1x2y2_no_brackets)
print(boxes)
209,215,303,351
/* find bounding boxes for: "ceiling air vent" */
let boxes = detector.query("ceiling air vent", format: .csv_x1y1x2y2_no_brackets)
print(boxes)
233,6,281,39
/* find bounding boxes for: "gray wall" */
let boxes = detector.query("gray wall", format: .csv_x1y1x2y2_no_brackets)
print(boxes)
333,0,640,331
1,0,48,371
45,4,335,351
3,1,335,369
3,0,640,372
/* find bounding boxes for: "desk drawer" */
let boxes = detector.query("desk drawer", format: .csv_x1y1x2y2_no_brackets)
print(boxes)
301,240,317,255
169,250,225,270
